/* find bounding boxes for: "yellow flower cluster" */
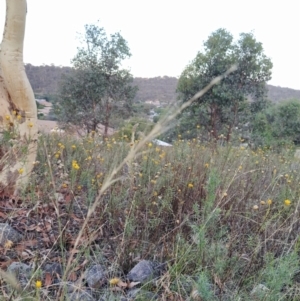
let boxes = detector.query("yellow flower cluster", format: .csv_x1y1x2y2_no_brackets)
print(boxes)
72,160,80,170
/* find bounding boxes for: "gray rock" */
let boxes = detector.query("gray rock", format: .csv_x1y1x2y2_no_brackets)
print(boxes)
7,262,32,288
7,262,32,277
250,284,269,298
127,260,164,284
0,223,23,246
54,192,64,203
98,292,128,301
85,264,106,288
127,288,158,300
44,262,63,277
66,290,94,301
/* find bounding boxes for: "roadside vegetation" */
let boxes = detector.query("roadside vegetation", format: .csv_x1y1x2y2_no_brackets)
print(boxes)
2,17,300,300
1,129,300,300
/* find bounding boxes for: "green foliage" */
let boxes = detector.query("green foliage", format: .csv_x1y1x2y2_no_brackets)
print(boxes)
258,252,299,300
253,99,300,147
176,28,272,142
54,23,137,135
115,117,154,141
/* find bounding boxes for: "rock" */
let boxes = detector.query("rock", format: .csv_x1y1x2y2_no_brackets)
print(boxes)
43,262,63,281
250,283,269,298
0,223,23,246
44,262,63,275
7,262,32,277
67,290,94,301
127,288,158,300
127,260,165,284
85,264,106,288
7,262,32,288
98,292,128,301
54,193,64,203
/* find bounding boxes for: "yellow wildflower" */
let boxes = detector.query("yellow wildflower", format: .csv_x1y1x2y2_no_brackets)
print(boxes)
35,280,42,289
28,122,33,128
148,142,153,147
72,160,80,170
188,183,194,188
109,277,120,286
267,199,272,205
71,145,76,149
284,199,291,206
4,240,13,249
18,168,24,175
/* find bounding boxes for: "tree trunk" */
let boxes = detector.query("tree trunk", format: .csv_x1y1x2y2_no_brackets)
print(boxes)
0,0,38,196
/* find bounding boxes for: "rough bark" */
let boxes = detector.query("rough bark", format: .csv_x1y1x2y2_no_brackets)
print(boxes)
0,0,38,196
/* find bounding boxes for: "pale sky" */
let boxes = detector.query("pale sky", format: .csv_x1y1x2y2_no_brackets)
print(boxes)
0,0,299,89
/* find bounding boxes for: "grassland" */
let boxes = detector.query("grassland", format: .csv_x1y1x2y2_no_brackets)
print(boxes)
1,129,300,300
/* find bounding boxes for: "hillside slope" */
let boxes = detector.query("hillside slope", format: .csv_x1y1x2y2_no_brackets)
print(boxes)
25,64,300,103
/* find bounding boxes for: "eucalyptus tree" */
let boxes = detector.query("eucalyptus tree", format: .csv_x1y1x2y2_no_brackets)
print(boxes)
0,0,38,196
55,24,137,136
177,28,272,142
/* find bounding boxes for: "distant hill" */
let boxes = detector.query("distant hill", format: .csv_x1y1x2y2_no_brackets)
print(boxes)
133,76,178,103
25,64,300,103
267,85,300,103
